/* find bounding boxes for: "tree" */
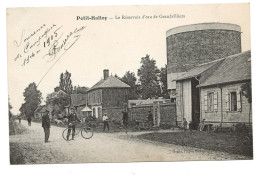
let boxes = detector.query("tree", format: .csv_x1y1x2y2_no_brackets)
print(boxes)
8,96,13,120
52,96,70,112
137,54,161,99
114,74,121,80
72,86,89,94
241,82,252,124
159,65,170,98
19,82,42,118
59,70,73,94
121,71,139,99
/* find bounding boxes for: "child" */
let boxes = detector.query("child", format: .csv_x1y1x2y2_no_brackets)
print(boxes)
102,113,109,131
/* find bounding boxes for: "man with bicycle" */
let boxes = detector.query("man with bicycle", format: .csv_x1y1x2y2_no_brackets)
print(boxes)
67,107,81,140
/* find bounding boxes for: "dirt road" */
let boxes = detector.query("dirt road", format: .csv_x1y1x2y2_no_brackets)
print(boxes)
9,120,248,164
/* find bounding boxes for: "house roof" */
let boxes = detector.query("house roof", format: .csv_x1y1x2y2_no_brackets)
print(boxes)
70,94,87,107
81,106,92,112
88,76,130,91
199,50,251,87
34,105,47,113
176,59,224,81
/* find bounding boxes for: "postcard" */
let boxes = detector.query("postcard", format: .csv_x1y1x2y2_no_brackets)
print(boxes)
7,3,252,164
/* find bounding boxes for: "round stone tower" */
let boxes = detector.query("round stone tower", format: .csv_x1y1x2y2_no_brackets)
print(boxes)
166,22,242,94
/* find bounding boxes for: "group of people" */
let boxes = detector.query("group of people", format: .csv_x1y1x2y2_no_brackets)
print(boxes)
40,107,155,143
102,110,154,131
41,107,80,143
101,110,129,131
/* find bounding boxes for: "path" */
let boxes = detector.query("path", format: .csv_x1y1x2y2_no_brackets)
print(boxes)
9,120,248,164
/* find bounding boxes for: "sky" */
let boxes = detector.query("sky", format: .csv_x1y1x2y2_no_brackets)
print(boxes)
7,4,250,114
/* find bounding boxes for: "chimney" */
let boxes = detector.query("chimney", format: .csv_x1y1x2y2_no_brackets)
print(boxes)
103,69,109,80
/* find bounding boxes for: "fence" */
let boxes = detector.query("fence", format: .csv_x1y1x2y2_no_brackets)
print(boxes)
129,102,176,126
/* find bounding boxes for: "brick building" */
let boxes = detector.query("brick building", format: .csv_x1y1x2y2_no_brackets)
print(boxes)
87,69,130,121
175,51,251,128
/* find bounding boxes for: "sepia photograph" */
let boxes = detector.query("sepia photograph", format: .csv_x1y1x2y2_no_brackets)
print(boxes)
6,3,253,166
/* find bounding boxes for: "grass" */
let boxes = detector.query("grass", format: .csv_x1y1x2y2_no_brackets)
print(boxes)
137,131,253,157
9,121,29,164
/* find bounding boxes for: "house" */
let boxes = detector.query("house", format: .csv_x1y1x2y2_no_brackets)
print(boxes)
34,105,47,120
87,69,130,121
46,90,69,113
65,94,88,120
175,51,251,129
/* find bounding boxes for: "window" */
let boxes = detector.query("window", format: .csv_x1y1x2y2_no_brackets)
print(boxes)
230,92,237,111
207,92,214,112
225,91,242,112
204,92,218,112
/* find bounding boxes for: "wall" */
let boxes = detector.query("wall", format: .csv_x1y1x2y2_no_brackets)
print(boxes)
167,29,241,75
201,82,251,126
131,105,153,121
102,107,125,122
160,103,177,125
130,103,176,126
102,88,129,108
176,80,192,126
87,89,102,106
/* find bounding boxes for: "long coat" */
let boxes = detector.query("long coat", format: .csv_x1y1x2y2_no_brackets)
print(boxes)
42,114,50,128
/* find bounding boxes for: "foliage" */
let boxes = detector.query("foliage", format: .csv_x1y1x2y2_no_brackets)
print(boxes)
8,96,13,119
120,71,140,99
234,123,250,134
59,70,73,94
241,82,252,103
241,82,252,123
159,65,169,98
19,82,42,118
137,54,161,99
73,86,89,94
114,74,121,80
52,96,70,112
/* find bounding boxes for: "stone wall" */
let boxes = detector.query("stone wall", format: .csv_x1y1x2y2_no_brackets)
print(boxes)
102,107,125,122
167,29,241,74
160,103,177,125
130,103,176,126
102,88,129,108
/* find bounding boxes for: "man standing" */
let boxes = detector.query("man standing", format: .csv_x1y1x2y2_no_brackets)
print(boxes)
122,110,128,128
18,116,21,124
67,107,80,140
27,116,32,126
42,110,51,143
102,113,109,131
147,111,153,128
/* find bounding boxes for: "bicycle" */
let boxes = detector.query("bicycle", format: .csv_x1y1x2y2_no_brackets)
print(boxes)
62,122,93,141
118,123,128,134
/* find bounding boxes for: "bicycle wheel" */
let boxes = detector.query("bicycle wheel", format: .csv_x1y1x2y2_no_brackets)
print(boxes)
81,127,93,139
62,128,72,141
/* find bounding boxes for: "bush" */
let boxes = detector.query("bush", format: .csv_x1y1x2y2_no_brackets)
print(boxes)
234,123,250,134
